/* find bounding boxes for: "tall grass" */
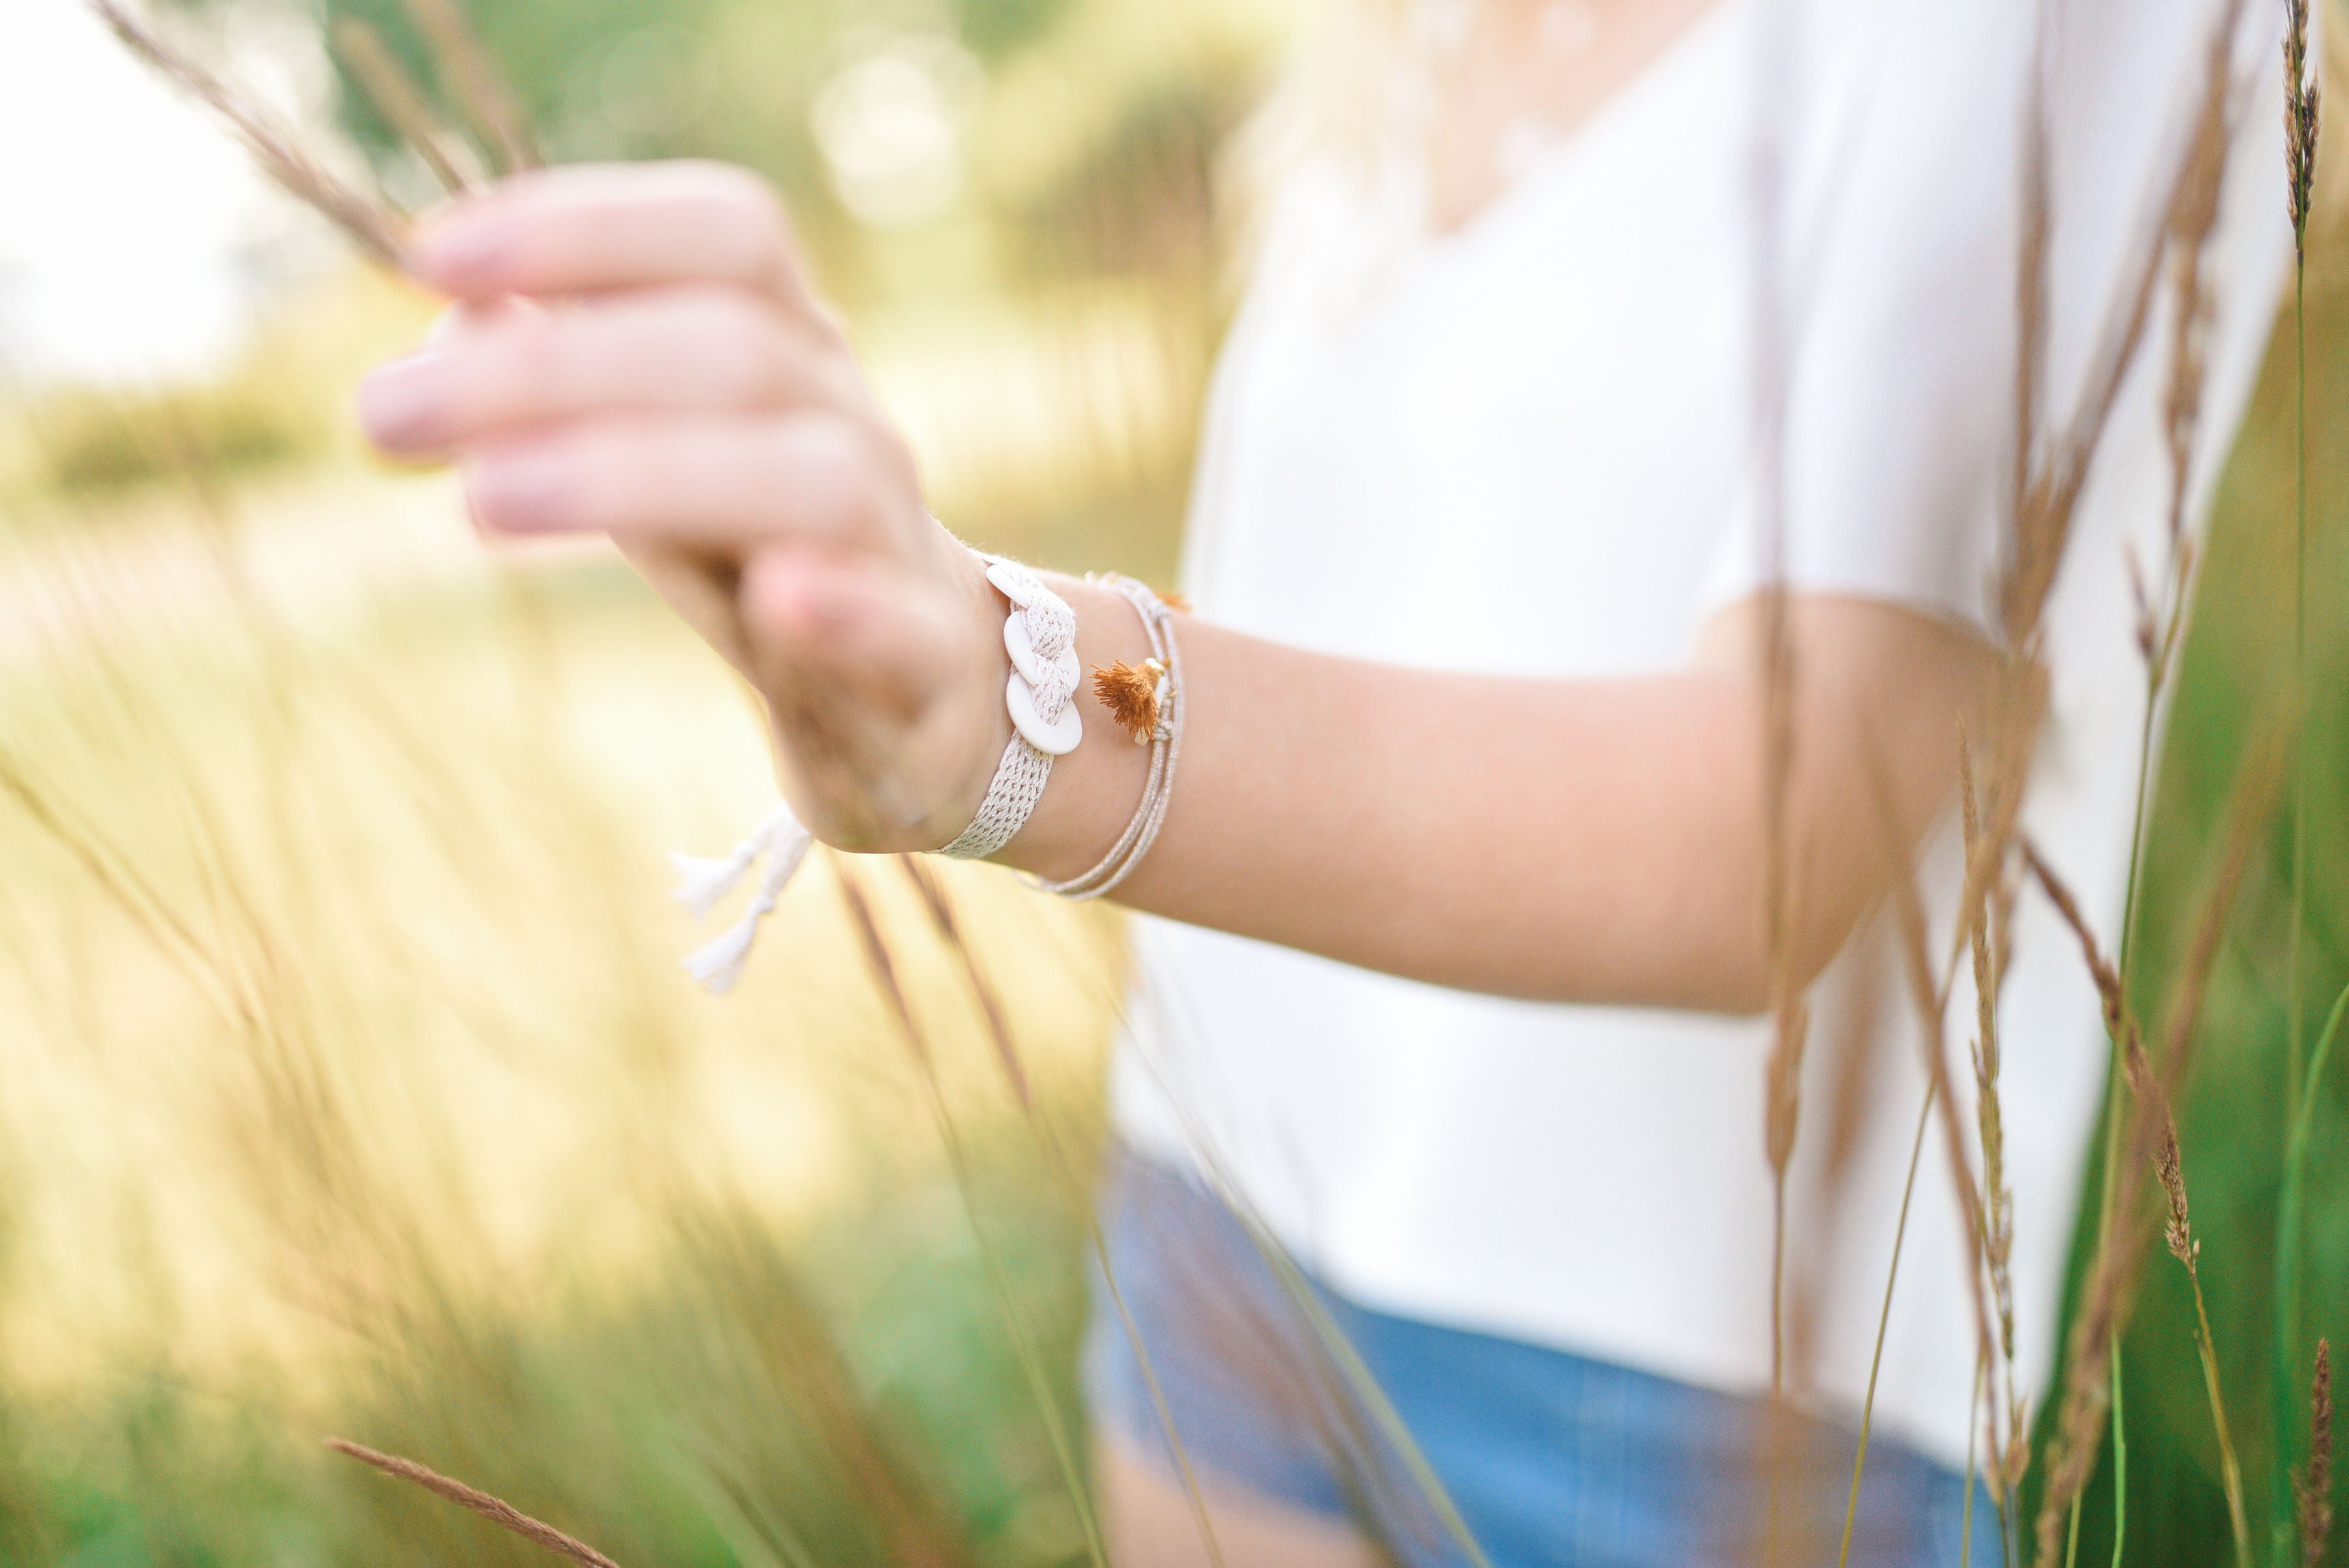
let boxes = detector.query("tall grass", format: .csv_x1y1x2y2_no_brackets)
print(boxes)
2010,9,2349,1559
3,14,1238,1562
21,3,2349,1567
2277,5,2327,1563
0,377,1143,1568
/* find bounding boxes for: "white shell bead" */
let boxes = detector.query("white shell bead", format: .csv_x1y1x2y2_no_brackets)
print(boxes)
1006,671,1084,754
1004,614,1081,691
985,559,1045,609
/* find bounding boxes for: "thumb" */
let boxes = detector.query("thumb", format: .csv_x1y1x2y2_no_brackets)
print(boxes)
737,547,972,726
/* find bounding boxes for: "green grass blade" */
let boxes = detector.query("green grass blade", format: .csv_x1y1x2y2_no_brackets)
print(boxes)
1838,1077,1938,1568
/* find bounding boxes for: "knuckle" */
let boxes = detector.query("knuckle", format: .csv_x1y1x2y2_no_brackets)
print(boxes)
553,429,632,526
779,411,862,479
675,291,791,401
487,309,568,414
774,416,886,530
467,437,579,530
681,161,794,276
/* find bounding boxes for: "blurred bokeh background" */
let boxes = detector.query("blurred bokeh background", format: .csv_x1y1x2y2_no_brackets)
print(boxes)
1,1,2346,1565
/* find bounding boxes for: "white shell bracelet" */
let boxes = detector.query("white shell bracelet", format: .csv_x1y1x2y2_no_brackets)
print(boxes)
938,554,1083,859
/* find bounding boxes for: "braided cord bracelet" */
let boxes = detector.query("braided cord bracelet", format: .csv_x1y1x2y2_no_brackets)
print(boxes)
938,554,1082,859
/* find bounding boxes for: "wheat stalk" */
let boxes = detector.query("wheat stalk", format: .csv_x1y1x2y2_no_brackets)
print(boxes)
1959,2,2254,1557
2277,3,2325,1555
325,1439,625,1568
1834,1075,1939,1568
2298,1340,2334,1567
889,853,1274,1567
1958,743,2029,1514
85,0,408,272
397,0,539,174
1885,848,1999,1403
2076,26,2237,1553
2027,842,2251,1566
331,18,475,196
894,857,1030,1109
830,859,1114,1568
2028,707,2286,1564
1740,16,1809,1440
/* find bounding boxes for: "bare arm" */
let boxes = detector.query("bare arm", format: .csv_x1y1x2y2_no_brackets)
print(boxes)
1006,581,1995,1011
360,164,1999,1015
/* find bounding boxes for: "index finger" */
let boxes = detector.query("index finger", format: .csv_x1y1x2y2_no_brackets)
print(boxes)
408,161,816,307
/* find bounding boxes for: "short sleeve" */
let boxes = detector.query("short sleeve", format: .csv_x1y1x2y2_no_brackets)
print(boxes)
1700,0,2290,644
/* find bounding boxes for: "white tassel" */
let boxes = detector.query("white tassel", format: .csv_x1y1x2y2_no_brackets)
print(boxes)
669,804,797,919
684,910,765,994
674,803,816,994
669,852,753,921
765,817,816,891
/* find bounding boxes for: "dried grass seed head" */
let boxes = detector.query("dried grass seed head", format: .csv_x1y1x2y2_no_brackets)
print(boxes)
2302,1339,2335,1568
2288,0,2321,249
87,0,410,272
326,1438,626,1568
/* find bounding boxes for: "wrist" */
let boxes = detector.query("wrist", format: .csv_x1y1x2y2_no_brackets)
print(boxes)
925,546,1019,846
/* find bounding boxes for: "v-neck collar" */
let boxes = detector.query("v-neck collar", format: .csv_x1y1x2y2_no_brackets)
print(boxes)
1411,0,1747,256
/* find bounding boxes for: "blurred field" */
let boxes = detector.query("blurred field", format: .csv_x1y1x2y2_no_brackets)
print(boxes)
0,1,1265,1560
0,397,1144,1565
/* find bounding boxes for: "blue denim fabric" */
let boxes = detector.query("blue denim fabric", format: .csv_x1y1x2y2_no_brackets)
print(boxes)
1084,1153,2006,1568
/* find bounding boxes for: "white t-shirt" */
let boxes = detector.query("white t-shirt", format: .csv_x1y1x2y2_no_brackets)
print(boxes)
1113,0,2292,1471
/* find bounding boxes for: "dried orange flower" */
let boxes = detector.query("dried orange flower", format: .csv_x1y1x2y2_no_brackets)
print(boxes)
1092,658,1165,744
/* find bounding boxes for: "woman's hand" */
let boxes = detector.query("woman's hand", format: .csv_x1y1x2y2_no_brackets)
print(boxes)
356,161,1011,852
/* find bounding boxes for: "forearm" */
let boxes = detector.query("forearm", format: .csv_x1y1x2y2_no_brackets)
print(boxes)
999,576,1991,1013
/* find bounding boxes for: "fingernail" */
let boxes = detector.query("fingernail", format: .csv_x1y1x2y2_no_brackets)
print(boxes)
469,448,572,531
356,355,447,450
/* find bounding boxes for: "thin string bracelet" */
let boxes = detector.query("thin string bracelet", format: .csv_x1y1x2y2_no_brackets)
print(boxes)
1026,574,1185,902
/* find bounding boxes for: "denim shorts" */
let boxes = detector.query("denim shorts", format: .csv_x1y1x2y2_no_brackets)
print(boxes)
1082,1152,2006,1568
